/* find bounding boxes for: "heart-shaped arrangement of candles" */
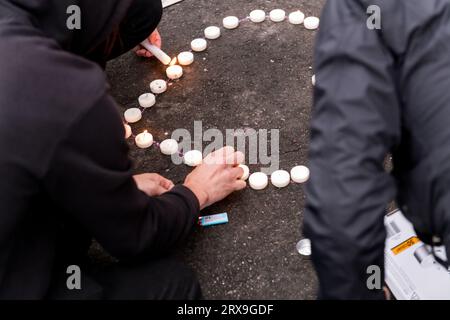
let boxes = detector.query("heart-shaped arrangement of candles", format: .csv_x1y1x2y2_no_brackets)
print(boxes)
123,8,318,190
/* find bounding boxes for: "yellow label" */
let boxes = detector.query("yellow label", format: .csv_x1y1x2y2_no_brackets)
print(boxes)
391,237,421,255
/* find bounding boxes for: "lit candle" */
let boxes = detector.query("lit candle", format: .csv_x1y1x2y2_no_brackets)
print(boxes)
191,38,207,52
150,79,167,94
166,65,183,80
239,164,250,181
269,9,286,22
140,39,171,65
177,52,194,66
270,170,290,188
249,10,266,23
124,124,132,139
290,165,310,183
289,11,305,25
160,139,179,155
249,172,268,190
184,150,203,167
223,16,239,29
138,93,156,108
135,130,154,149
304,16,320,30
204,26,221,40
124,108,142,123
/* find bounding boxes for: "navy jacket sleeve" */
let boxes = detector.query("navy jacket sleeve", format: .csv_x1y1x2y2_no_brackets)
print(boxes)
43,94,200,260
304,0,401,299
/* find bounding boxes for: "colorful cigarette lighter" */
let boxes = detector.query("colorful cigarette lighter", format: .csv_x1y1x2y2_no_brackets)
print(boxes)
199,213,229,227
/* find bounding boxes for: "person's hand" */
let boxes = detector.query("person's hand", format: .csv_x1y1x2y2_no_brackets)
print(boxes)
383,286,392,300
133,173,174,197
134,29,162,58
183,147,246,210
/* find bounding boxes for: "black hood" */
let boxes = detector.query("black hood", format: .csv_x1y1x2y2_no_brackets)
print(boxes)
2,0,133,54
0,0,139,182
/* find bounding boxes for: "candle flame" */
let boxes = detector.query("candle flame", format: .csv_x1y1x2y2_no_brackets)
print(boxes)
169,57,177,66
144,130,148,134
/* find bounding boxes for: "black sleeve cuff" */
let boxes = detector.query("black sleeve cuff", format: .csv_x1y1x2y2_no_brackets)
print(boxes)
169,184,201,217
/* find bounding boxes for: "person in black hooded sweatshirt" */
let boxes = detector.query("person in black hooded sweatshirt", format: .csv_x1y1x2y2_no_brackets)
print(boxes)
0,0,246,299
305,0,450,299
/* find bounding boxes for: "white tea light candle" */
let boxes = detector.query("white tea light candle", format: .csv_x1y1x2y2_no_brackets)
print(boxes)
296,239,312,256
223,16,239,29
204,26,221,40
270,170,290,188
270,9,286,22
184,150,203,167
249,9,266,23
124,124,132,139
304,16,320,30
191,38,207,52
239,164,250,181
177,52,194,66
249,172,268,190
291,165,310,183
124,108,142,123
150,79,167,94
166,65,183,80
289,11,305,25
135,130,154,149
160,139,179,155
138,93,156,108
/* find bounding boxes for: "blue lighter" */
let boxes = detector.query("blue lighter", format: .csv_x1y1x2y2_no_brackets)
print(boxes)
199,213,229,227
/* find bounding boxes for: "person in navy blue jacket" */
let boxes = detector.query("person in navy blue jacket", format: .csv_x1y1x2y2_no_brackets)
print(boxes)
305,0,450,299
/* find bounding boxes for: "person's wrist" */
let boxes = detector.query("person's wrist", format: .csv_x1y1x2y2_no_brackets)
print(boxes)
183,182,209,210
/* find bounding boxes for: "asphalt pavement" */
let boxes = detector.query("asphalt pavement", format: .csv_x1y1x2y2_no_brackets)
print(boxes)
106,0,326,299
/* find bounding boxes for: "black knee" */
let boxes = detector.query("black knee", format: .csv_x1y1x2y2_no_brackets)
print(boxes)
175,264,202,300
98,258,202,300
152,258,203,300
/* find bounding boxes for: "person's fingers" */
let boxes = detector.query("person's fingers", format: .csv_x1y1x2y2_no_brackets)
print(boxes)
150,29,162,48
142,176,168,196
135,49,145,56
165,179,175,190
233,180,247,191
158,176,175,190
221,147,237,163
154,37,162,48
204,149,244,166
148,174,170,186
151,184,169,196
203,156,228,166
212,146,235,158
220,146,236,158
224,151,245,165
135,46,154,58
135,48,149,57
204,146,236,165
135,29,161,58
229,166,244,179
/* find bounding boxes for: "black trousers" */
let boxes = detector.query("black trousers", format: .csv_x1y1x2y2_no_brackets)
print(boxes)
46,0,202,300
46,257,202,300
